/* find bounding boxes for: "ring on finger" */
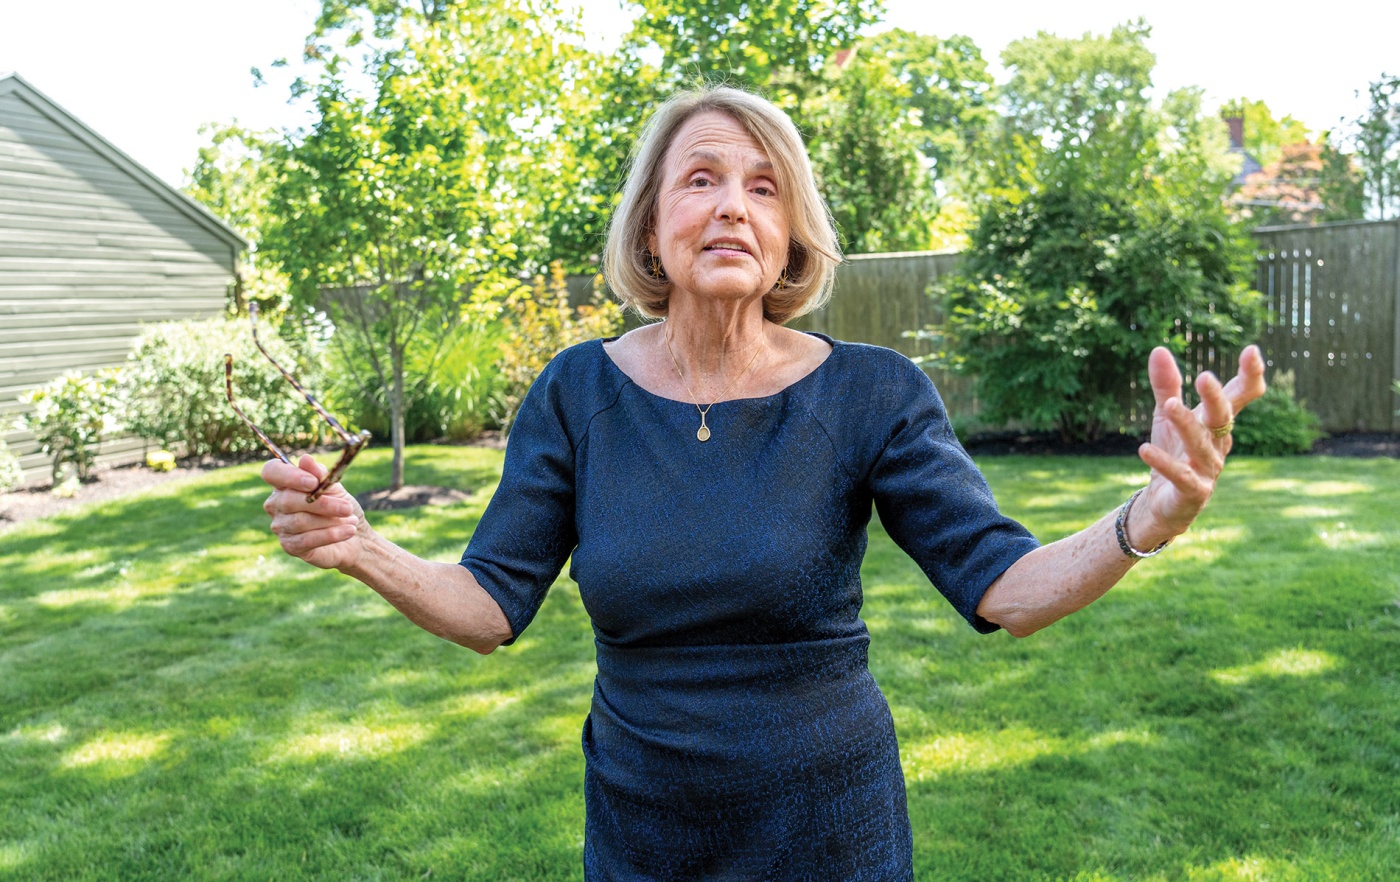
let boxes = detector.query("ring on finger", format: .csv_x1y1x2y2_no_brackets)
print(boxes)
1209,417,1234,439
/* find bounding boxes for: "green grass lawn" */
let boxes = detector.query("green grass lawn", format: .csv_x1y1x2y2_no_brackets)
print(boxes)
2,447,1397,881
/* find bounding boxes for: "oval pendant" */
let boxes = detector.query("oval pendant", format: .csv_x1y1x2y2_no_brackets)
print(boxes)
697,425,711,442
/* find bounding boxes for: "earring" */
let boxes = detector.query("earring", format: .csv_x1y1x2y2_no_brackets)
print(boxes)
775,268,790,290
648,254,667,281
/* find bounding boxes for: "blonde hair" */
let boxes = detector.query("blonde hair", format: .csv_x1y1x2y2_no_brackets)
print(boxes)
603,86,842,325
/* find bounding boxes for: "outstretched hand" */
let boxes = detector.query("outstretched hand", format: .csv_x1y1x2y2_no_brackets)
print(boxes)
261,454,369,571
1131,345,1268,547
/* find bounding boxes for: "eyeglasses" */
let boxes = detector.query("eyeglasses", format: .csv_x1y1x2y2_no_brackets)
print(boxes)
224,303,371,502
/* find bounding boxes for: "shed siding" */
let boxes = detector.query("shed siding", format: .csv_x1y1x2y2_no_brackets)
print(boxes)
0,86,238,483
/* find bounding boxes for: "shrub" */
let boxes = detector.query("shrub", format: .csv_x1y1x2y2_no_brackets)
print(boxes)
15,369,124,482
924,33,1263,444
322,294,507,445
1231,370,1324,455
121,316,325,457
494,263,623,431
0,439,22,492
414,312,508,442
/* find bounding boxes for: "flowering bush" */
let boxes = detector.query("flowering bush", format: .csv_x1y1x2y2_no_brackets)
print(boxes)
0,439,22,492
494,263,622,431
121,317,324,457
15,369,124,482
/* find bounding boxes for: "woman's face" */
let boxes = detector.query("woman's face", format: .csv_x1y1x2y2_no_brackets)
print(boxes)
649,111,790,308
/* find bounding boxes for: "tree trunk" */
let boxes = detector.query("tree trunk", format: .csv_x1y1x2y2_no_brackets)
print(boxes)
390,342,406,492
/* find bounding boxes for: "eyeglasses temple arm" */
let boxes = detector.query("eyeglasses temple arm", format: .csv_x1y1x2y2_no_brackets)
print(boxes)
248,303,360,446
225,354,292,465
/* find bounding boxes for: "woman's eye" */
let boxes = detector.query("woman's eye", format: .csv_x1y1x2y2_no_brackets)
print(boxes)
752,186,775,197
690,177,711,187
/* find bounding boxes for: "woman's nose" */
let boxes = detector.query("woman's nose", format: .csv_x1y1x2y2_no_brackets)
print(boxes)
715,180,748,223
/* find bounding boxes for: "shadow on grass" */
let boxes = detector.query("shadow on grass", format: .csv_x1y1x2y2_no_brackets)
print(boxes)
2,570,596,880
869,455,1400,881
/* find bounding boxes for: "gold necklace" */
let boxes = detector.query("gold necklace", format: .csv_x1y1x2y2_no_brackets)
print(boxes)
663,333,764,442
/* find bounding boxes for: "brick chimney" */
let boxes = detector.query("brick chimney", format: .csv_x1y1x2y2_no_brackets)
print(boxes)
1224,116,1245,150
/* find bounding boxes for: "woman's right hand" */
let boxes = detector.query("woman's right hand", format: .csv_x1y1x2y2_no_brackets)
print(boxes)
261,454,369,571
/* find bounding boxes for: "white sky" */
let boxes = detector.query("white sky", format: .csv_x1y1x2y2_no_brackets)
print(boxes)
1,0,1394,189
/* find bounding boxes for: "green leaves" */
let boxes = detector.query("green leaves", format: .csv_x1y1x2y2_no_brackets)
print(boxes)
1353,74,1400,219
1230,370,1324,455
0,439,23,492
15,370,124,483
624,0,882,101
804,40,939,253
1219,96,1311,168
933,24,1262,443
253,0,602,488
860,29,994,176
120,318,326,458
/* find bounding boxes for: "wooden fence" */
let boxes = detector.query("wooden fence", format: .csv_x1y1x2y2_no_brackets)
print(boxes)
778,221,1400,433
507,222,1400,435
1252,219,1400,432
788,251,977,419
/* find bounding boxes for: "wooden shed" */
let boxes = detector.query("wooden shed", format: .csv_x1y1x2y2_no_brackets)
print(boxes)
0,73,246,483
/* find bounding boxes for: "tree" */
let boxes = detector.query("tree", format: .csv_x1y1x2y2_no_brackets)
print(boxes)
531,48,663,273
260,0,587,490
1230,143,1329,226
858,29,994,179
1316,132,1366,221
1312,73,1400,222
1219,97,1311,167
1352,74,1400,219
929,22,1262,443
620,3,991,253
805,29,994,252
1228,136,1369,227
989,22,1157,189
804,46,937,252
622,0,882,112
183,124,289,314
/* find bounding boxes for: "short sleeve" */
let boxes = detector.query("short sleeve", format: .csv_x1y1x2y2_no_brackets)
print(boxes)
459,363,579,645
867,365,1039,634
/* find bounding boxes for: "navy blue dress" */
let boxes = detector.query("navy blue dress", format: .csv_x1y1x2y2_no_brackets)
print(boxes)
460,336,1039,881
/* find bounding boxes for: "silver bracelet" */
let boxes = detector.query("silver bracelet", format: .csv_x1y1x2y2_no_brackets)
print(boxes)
1116,488,1171,559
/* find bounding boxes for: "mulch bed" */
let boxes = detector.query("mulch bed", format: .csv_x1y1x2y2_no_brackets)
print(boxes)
355,485,474,511
1308,432,1400,458
0,458,233,532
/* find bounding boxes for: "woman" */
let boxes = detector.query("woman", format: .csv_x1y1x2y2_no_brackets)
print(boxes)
260,86,1267,879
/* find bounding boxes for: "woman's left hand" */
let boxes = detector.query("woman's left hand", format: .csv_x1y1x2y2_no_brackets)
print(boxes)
1131,345,1268,548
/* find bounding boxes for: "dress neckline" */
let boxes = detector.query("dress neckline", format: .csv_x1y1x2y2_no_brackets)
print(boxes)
597,332,838,406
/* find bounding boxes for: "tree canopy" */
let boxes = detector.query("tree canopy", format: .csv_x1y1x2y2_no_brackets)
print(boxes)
186,7,1323,453
803,43,936,252
931,22,1262,442
259,0,594,488
1351,74,1400,220
859,29,994,176
623,0,882,109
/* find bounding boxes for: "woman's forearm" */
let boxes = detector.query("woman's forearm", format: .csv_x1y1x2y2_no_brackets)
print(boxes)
338,531,513,654
975,503,1174,638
